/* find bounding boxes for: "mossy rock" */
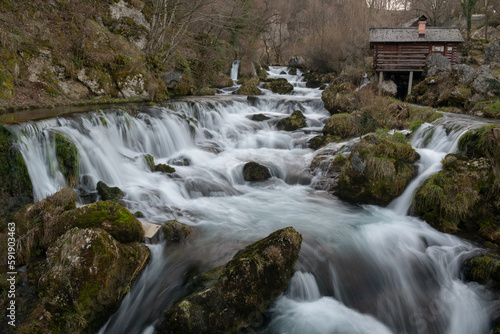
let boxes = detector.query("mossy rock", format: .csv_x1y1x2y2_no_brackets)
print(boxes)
458,125,500,165
276,110,307,131
58,201,145,243
11,188,78,265
322,113,356,139
0,66,14,99
96,181,125,201
321,82,357,115
197,86,216,96
0,125,33,224
257,68,268,81
463,253,500,289
262,78,293,94
19,228,150,334
337,132,419,206
471,100,500,119
413,153,499,241
308,135,338,150
145,154,155,172
236,82,262,96
156,227,302,334
250,113,270,122
155,163,176,174
243,162,271,182
162,219,192,242
211,73,234,89
54,133,79,187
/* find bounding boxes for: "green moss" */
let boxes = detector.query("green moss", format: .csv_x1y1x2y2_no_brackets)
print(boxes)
236,82,262,95
54,133,79,187
243,162,271,181
323,113,356,138
96,181,124,201
464,254,500,288
162,219,192,242
262,78,293,94
155,163,176,174
144,154,155,171
0,67,14,99
458,125,500,164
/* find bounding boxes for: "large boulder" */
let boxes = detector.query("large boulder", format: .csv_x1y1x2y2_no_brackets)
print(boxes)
96,181,124,201
155,227,302,334
426,53,451,77
379,80,397,96
321,82,357,115
0,126,33,224
471,66,500,98
463,253,500,289
336,133,419,206
322,113,356,139
237,82,263,96
452,64,475,86
262,78,294,94
162,219,192,242
19,227,149,334
211,73,234,89
485,38,500,65
276,110,307,131
243,162,271,181
289,56,306,68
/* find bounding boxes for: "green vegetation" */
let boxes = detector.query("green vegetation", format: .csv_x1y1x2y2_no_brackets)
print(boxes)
162,219,192,242
96,181,125,202
54,133,79,187
276,110,307,131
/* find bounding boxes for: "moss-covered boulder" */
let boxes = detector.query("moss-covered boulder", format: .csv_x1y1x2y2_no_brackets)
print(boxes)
322,113,357,139
310,152,348,191
308,135,338,150
11,188,78,265
162,219,192,242
337,132,419,205
59,201,145,243
237,82,262,96
413,127,500,244
0,126,33,224
145,154,156,171
321,82,357,115
54,133,79,187
471,100,500,119
211,73,234,89
155,163,176,174
96,181,125,202
463,253,500,289
19,228,149,334
262,78,294,94
276,110,307,131
243,162,271,182
155,227,302,334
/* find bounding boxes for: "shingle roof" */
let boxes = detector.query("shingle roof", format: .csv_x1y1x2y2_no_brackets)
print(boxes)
370,28,464,43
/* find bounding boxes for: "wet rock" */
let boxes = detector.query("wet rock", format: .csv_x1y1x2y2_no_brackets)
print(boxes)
243,162,271,181
337,133,419,206
19,227,149,333
162,219,192,242
276,110,307,131
262,78,294,94
308,135,338,150
155,163,176,174
0,125,33,224
250,113,270,122
145,154,155,171
322,113,356,139
288,67,297,75
54,133,79,187
310,151,347,191
463,253,500,289
237,82,263,96
155,227,302,334
97,181,125,201
379,80,397,96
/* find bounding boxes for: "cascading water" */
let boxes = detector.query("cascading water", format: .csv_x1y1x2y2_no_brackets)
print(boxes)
230,60,240,81
6,67,500,334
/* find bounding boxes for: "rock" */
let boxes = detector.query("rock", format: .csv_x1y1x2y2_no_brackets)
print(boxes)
243,162,271,181
276,110,307,131
436,85,471,107
463,253,500,289
197,86,216,96
337,133,419,206
471,70,500,98
145,154,155,171
310,151,347,191
211,73,234,89
472,26,500,42
12,188,78,265
77,68,115,96
322,113,356,139
321,82,357,115
289,55,306,68
54,133,79,187
134,211,145,218
96,181,124,201
59,200,145,243
471,100,500,119
379,80,398,96
58,79,90,100
250,113,270,122
458,125,500,162
262,78,294,94
280,70,287,75
304,72,336,89
413,150,499,243
237,82,263,95
0,125,33,224
426,53,451,77
20,227,149,333
485,38,500,65
288,68,297,75
308,135,337,150
452,64,475,85
155,227,302,334
155,163,176,174
257,68,268,81
162,219,192,242
161,70,184,90
117,72,149,98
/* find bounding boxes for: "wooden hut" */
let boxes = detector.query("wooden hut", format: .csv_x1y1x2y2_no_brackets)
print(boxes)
369,16,464,95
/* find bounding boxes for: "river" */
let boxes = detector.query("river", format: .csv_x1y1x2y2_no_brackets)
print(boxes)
6,66,500,334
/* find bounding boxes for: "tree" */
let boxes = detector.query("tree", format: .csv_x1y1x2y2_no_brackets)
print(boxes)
461,0,479,40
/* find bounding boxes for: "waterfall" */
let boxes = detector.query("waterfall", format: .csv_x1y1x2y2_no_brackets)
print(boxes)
230,60,240,81
6,68,500,334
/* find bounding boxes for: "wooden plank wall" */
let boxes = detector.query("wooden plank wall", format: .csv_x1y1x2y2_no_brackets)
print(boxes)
373,43,460,71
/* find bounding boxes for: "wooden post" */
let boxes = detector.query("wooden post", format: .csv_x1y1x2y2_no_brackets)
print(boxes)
379,71,384,84
407,71,414,96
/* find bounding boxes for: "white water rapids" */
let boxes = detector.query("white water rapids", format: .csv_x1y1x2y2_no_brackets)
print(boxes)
6,68,500,334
